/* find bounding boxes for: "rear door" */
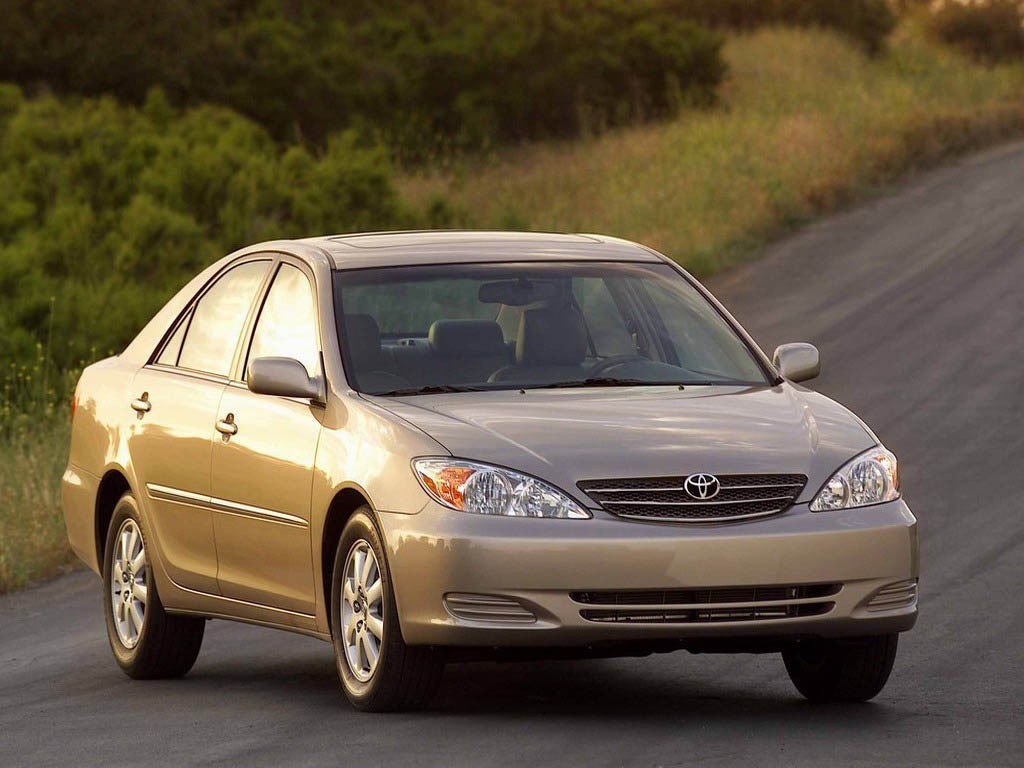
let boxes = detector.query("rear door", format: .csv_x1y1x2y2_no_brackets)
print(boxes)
128,259,271,594
210,259,324,613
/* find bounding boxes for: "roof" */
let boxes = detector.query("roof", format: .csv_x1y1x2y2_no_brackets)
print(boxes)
293,230,664,269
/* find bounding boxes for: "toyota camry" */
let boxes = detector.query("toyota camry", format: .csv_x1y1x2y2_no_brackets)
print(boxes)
62,231,918,711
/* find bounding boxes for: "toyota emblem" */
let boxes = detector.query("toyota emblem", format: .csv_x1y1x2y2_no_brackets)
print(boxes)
684,473,720,500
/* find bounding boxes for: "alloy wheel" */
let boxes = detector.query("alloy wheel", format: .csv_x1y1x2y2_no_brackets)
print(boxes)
340,539,385,681
110,519,147,648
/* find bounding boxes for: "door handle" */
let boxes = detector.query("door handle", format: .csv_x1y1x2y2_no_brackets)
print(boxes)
130,393,151,415
216,413,238,437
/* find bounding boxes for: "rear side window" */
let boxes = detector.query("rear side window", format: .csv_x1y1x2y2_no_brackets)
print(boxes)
177,260,269,377
156,309,190,366
245,264,320,379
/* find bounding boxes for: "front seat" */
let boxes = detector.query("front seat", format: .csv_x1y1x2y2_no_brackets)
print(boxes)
342,314,410,392
489,306,587,384
427,319,510,385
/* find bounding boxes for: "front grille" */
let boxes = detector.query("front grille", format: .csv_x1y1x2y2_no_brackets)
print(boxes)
573,582,840,625
578,473,807,522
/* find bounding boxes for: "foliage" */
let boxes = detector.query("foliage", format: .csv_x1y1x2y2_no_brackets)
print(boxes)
342,1,725,160
0,346,74,593
0,85,406,373
0,0,726,159
927,1,1024,63
0,418,71,593
0,2,903,161
657,0,898,53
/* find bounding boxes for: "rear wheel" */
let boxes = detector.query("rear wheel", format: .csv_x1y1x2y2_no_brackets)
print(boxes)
783,634,899,702
330,508,443,711
102,492,205,679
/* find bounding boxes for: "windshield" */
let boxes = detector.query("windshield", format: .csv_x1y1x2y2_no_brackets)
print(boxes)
333,261,770,395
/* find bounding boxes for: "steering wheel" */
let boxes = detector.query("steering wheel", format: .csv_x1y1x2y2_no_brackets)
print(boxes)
586,354,650,377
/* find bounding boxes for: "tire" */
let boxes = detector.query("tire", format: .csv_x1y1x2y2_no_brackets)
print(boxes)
783,634,899,702
330,507,443,711
102,492,205,679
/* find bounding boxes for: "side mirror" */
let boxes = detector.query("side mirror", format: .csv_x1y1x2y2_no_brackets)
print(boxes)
247,357,321,400
772,343,820,383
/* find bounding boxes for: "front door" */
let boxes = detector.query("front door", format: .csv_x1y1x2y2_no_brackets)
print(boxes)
211,262,323,614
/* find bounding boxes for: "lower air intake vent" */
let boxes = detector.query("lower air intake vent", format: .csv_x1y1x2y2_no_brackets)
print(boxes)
866,579,918,612
572,582,840,625
444,593,536,624
580,603,834,624
571,583,840,606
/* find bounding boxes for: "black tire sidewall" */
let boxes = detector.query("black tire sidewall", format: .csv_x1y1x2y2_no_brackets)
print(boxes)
330,508,398,705
783,634,898,702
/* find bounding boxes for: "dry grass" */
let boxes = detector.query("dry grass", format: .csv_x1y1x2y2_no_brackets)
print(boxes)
1,359,75,593
0,422,72,592
401,23,1024,275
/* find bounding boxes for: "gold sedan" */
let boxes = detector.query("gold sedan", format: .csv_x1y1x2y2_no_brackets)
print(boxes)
62,231,918,710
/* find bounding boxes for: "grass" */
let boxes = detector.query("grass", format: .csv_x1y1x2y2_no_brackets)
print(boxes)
4,21,1024,593
401,22,1024,275
0,355,76,593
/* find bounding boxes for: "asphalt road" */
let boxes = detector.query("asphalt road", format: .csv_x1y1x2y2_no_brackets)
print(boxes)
3,142,1024,767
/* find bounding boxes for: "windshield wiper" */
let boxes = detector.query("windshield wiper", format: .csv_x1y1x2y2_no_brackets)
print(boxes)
372,384,487,397
538,378,684,389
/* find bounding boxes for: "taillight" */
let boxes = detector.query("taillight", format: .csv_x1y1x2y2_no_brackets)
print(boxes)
71,387,78,423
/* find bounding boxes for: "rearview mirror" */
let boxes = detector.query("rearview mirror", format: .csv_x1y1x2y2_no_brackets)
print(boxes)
247,357,321,400
478,279,559,306
772,343,820,383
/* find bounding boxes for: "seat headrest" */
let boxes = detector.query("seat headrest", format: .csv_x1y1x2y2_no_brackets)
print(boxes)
516,307,587,366
344,314,383,369
428,319,505,357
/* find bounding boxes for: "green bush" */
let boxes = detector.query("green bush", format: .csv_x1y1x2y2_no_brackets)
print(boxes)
665,0,897,53
347,1,724,159
0,1,724,159
0,2,903,159
927,1,1024,63
0,85,407,373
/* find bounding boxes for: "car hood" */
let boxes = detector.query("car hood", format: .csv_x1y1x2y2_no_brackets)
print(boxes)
370,384,876,508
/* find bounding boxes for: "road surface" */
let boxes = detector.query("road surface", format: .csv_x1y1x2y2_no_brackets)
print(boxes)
3,141,1024,767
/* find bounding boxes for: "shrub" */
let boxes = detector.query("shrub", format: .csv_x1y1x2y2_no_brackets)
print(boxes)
347,1,725,159
0,86,407,373
927,1,1024,63
665,0,898,53
0,1,725,158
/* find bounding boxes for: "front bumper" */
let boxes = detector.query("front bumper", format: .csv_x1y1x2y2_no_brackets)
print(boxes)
379,498,918,647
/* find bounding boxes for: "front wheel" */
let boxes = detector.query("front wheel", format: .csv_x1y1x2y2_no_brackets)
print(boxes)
783,634,899,702
102,492,205,679
330,508,443,711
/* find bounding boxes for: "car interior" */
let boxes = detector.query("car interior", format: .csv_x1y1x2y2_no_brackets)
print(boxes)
337,270,762,394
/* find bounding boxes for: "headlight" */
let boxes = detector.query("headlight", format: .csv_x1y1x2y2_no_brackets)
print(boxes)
412,458,591,519
810,446,899,511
